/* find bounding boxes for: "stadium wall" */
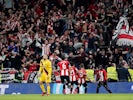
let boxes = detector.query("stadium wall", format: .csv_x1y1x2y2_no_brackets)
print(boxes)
0,82,133,94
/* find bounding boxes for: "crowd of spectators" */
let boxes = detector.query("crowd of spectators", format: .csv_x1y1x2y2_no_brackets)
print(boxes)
0,0,133,82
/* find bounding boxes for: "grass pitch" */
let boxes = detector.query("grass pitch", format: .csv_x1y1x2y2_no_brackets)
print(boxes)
0,94,133,100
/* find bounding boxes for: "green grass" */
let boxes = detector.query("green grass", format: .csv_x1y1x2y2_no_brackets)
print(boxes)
0,94,133,100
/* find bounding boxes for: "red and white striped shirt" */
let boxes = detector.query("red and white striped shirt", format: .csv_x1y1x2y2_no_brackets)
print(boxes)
11,21,20,30
113,0,123,5
42,44,51,56
77,68,86,84
96,69,107,82
57,60,70,76
69,66,78,82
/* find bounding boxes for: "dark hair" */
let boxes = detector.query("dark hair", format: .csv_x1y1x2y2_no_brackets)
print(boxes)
79,63,84,68
99,65,103,69
70,61,74,66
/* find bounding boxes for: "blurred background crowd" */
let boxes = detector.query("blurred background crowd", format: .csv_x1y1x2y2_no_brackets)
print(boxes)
0,0,133,83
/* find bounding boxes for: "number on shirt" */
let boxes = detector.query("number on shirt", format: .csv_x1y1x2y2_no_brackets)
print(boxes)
62,63,66,69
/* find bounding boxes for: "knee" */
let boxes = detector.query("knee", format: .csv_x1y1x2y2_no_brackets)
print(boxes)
77,84,80,87
39,81,43,85
46,83,50,87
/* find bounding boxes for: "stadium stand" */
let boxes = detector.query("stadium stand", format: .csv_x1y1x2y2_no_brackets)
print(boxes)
0,0,133,83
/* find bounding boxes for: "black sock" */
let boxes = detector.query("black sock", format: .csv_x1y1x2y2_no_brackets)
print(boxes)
106,88,112,93
71,88,73,93
77,87,79,93
96,87,99,93
85,87,87,93
63,84,65,90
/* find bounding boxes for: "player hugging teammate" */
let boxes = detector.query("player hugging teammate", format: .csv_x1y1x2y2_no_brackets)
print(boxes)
76,63,87,94
57,57,88,94
69,62,78,94
57,57,71,94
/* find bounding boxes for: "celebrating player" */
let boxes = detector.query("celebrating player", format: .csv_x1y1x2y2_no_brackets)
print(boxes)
77,63,87,94
69,62,78,94
95,65,112,93
38,54,52,96
57,57,70,94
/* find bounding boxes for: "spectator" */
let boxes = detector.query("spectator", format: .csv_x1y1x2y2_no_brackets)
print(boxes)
107,63,118,82
117,63,132,82
14,68,24,83
0,55,3,70
95,49,108,69
118,56,128,68
128,50,133,69
28,60,39,71
128,68,133,81
0,0,132,83
42,39,51,56
49,51,62,70
113,48,122,65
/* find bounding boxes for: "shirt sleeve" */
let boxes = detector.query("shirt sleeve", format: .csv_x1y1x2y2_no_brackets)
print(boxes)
103,69,107,81
39,60,43,73
48,60,52,75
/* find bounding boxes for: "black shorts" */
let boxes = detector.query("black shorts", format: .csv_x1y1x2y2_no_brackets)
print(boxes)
71,81,78,86
60,76,70,84
98,81,107,87
78,82,87,87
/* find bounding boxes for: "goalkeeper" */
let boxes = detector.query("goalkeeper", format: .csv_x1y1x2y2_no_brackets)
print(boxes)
38,54,52,96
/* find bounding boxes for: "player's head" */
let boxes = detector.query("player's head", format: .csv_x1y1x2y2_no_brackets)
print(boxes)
62,55,68,60
99,65,103,70
79,63,84,69
94,66,99,70
43,54,48,60
70,61,75,66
